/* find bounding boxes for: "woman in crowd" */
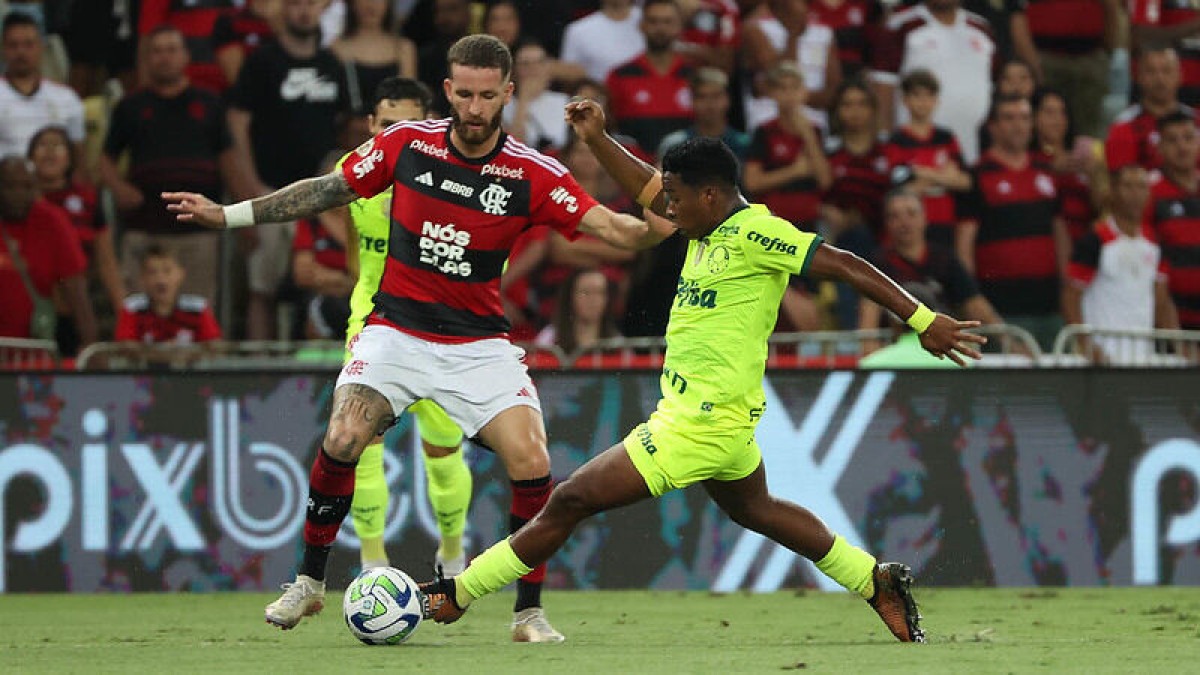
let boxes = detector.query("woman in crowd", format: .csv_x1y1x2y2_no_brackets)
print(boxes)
1032,88,1105,246
331,0,417,116
536,268,621,356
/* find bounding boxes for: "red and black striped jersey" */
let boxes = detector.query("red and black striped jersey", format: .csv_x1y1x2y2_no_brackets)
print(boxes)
42,182,105,251
1015,0,1106,54
1033,150,1097,244
885,125,965,247
605,54,694,155
340,119,597,343
960,152,1061,315
809,0,883,74
115,293,222,344
212,7,274,59
139,0,237,93
746,119,824,227
1147,173,1200,328
680,0,741,51
1130,0,1200,106
823,135,892,236
1105,104,1197,171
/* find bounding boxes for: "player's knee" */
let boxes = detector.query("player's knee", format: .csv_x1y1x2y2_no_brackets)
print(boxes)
722,497,770,533
501,443,551,481
322,421,370,463
545,477,600,521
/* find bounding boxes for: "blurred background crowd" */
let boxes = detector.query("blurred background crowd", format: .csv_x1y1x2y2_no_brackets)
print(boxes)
1,0,1197,365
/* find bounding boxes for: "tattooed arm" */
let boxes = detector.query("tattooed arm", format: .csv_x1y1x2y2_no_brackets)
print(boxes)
162,170,358,229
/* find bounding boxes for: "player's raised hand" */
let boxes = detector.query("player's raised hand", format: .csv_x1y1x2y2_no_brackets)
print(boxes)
565,98,607,143
918,315,987,367
162,191,227,229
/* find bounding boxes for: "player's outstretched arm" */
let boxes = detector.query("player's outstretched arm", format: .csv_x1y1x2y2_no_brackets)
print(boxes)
578,205,678,250
163,170,358,229
565,99,668,218
807,243,987,366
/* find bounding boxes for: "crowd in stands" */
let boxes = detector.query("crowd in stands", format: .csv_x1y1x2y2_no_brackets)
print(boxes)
1,0,1198,366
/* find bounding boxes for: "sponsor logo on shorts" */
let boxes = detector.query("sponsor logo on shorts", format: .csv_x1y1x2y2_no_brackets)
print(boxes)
746,230,798,255
410,139,449,159
480,163,525,180
517,386,537,400
347,333,361,352
343,359,366,376
637,425,658,455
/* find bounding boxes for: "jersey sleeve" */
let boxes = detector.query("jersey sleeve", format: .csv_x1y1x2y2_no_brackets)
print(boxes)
114,308,138,341
196,307,223,342
340,130,403,199
741,216,823,275
1067,231,1102,286
529,163,599,242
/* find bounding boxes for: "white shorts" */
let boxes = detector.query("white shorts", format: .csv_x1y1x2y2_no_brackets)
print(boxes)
337,324,541,438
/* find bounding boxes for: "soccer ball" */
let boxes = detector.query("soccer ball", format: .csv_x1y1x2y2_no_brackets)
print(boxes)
343,567,424,645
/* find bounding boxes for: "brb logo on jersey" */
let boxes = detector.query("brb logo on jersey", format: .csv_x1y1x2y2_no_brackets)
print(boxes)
419,220,473,277
478,184,512,215
746,231,798,255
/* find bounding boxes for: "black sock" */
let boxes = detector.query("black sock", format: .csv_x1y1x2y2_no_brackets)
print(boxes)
300,544,332,582
515,578,542,612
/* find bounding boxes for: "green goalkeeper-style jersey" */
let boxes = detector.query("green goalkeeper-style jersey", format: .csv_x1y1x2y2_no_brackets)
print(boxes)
658,203,821,427
338,153,391,339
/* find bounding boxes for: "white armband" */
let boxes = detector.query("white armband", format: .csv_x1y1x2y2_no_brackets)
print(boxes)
222,201,255,229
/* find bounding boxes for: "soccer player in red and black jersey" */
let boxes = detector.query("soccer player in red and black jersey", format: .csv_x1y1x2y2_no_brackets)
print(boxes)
164,34,676,639
1147,111,1200,329
958,95,1069,349
1106,46,1196,171
114,244,222,344
885,70,971,248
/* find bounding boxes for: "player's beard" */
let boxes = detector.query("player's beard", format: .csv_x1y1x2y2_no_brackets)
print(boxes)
451,106,504,148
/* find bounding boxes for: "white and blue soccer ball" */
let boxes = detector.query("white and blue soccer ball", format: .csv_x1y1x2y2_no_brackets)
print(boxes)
343,566,424,645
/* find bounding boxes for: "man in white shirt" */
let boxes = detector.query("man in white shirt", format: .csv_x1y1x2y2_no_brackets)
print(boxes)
560,0,646,82
870,0,995,163
741,0,840,131
0,13,85,175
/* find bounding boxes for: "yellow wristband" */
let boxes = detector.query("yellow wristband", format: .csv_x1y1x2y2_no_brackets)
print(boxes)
636,172,663,208
906,303,936,334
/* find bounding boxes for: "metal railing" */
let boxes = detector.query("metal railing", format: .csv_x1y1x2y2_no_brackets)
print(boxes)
1050,326,1200,367
75,340,347,370
0,339,60,370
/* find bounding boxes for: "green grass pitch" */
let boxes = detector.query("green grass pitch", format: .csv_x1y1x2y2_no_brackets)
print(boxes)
3,588,1198,673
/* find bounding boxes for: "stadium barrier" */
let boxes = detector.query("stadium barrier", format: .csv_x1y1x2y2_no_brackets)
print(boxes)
0,338,60,370
1,369,1197,593
1050,326,1200,367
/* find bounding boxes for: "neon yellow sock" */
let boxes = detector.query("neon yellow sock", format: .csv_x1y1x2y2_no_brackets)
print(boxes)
456,538,532,607
423,448,472,558
814,535,877,600
352,442,389,565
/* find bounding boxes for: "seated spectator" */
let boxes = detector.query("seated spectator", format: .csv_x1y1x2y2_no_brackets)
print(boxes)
115,244,223,345
1147,111,1200,329
861,190,1003,337
676,0,741,74
657,67,752,162
28,126,124,352
330,0,417,116
292,211,353,340
1106,46,1193,172
504,41,571,152
809,0,882,79
100,24,235,308
885,69,970,248
560,0,645,83
958,94,1067,349
535,268,622,355
743,0,841,131
212,0,279,89
64,0,139,96
743,62,832,231
0,156,96,346
822,77,891,248
139,0,238,93
605,0,695,155
0,14,85,179
1032,88,1104,246
1064,165,1179,363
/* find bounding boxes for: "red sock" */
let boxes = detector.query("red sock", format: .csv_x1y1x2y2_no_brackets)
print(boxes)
303,449,357,548
510,476,552,587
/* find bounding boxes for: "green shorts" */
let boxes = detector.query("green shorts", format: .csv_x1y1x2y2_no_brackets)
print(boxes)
623,413,762,497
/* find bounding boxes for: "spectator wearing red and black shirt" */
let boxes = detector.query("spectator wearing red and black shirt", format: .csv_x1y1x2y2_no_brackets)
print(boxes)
677,0,741,73
1131,0,1200,107
212,0,277,89
744,62,832,229
292,214,353,339
1016,0,1119,138
115,245,222,344
822,79,891,245
1147,111,1200,328
1106,46,1195,171
0,158,96,345
1032,89,1103,245
885,69,971,248
140,0,238,93
810,0,883,78
606,0,695,155
958,95,1068,349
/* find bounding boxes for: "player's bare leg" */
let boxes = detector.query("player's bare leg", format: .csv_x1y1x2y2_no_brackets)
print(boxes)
474,405,566,642
702,464,925,642
421,442,651,626
266,383,394,630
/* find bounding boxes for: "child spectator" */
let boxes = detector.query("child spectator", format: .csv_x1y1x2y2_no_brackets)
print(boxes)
744,62,832,231
885,69,970,248
115,245,222,345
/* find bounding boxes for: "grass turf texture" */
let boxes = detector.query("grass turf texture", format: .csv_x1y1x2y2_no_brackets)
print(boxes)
3,588,1199,673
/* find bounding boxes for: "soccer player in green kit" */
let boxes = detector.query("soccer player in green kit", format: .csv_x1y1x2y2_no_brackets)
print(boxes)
338,78,473,577
419,100,988,643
